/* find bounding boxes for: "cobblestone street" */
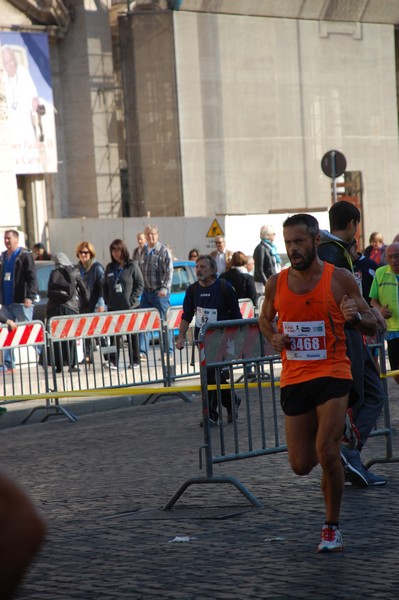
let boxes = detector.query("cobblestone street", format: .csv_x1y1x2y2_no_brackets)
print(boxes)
2,378,399,599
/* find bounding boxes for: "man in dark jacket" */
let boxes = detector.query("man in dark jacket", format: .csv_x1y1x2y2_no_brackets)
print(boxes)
0,230,38,372
317,201,387,487
253,225,281,297
176,254,242,425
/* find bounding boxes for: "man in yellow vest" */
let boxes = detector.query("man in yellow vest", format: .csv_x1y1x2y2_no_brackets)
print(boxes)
370,242,399,384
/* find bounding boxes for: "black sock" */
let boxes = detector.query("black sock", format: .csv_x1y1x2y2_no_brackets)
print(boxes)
325,522,339,529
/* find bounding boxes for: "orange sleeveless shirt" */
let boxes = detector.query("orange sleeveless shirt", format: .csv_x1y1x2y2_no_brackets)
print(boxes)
274,262,352,387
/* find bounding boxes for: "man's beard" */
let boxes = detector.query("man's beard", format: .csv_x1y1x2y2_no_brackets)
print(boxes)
290,243,317,271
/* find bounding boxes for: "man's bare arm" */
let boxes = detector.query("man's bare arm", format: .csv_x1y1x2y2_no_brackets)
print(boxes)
259,274,290,353
176,319,190,350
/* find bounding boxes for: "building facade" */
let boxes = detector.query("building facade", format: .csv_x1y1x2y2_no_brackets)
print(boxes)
1,0,399,251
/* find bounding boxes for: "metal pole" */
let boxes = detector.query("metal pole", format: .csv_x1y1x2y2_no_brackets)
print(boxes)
331,150,338,203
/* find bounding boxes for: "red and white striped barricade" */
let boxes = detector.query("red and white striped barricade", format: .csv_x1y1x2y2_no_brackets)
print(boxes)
46,308,166,390
0,320,49,406
238,298,255,319
49,308,161,340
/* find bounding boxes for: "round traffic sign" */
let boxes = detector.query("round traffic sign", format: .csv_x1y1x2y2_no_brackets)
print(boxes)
321,150,346,178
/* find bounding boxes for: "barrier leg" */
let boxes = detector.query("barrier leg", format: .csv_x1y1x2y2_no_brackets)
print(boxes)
21,398,78,424
162,475,262,511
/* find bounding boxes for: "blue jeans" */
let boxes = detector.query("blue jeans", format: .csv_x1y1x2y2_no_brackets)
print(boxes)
3,303,34,368
139,291,173,355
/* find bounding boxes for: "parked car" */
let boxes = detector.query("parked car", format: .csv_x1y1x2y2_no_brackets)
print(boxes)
33,260,197,323
33,260,54,322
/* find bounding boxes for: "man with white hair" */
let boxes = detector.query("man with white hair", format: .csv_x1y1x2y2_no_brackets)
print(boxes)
370,242,399,385
253,225,281,296
210,236,233,275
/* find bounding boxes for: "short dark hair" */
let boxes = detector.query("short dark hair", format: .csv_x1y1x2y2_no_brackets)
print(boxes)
329,201,361,230
283,214,320,239
4,229,19,239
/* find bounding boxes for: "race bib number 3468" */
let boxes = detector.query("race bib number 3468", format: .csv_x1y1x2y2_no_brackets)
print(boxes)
283,321,326,361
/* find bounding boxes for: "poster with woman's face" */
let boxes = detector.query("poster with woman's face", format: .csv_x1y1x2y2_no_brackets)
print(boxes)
0,32,57,174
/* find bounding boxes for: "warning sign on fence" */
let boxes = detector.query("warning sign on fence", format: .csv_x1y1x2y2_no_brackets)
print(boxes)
206,219,224,238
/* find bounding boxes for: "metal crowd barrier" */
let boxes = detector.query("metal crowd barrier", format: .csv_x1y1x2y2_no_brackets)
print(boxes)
164,299,256,388
1,309,398,457
46,308,167,394
164,318,398,510
0,321,77,423
164,306,198,387
164,318,282,509
364,333,399,469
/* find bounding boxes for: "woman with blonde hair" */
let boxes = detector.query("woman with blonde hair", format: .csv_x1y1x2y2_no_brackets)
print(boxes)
76,241,105,363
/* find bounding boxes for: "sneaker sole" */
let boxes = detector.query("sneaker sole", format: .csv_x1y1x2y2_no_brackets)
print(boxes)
317,545,343,553
340,453,368,488
367,478,388,486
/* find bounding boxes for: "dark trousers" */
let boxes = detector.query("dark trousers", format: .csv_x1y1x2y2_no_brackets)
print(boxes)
387,337,399,371
109,334,139,367
207,367,233,422
345,327,385,449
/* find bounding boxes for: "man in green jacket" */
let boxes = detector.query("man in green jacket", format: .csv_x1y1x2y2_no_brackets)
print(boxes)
370,242,399,384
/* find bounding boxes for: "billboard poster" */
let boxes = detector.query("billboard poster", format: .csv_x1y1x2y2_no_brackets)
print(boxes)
0,32,57,174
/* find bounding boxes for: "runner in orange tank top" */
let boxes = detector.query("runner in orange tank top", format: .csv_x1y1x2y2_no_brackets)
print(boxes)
259,213,377,553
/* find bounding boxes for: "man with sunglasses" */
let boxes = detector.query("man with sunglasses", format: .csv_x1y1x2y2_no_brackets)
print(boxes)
210,236,233,275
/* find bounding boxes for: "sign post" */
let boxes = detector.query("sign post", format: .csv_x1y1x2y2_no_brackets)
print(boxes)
321,150,347,203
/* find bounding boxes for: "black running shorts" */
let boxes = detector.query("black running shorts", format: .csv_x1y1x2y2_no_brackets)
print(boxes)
280,376,354,416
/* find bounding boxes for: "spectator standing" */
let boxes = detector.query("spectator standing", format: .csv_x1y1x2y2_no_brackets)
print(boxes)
363,232,387,266
348,240,378,304
210,236,233,275
259,213,376,552
139,225,174,357
317,201,387,487
132,232,146,263
76,241,105,364
46,252,88,372
253,225,281,296
103,239,144,369
220,251,257,304
0,229,38,372
32,243,52,261
349,242,386,371
176,254,242,425
0,305,16,330
370,242,399,385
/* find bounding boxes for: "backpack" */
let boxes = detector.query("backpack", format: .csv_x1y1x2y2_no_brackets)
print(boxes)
47,267,76,302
